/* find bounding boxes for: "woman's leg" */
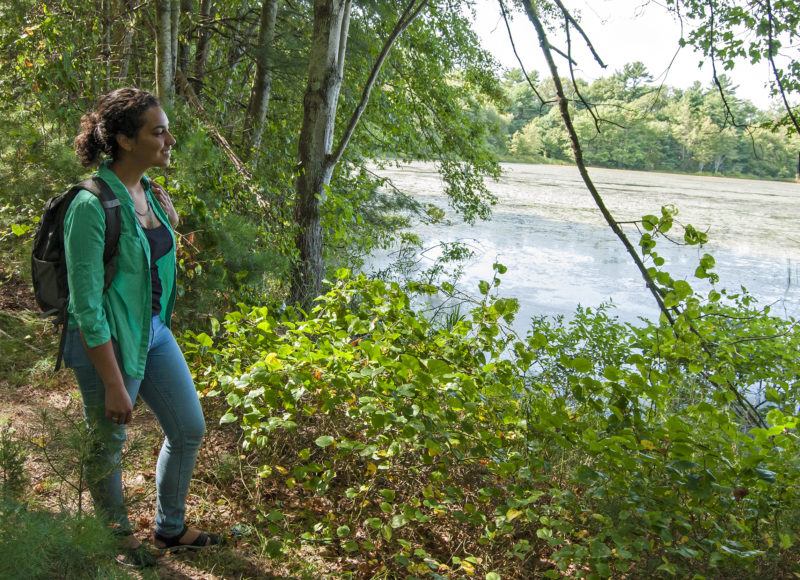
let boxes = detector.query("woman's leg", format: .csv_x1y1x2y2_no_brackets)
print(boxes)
64,328,142,531
137,316,205,537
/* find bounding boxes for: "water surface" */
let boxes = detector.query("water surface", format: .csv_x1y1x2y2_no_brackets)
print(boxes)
370,162,799,326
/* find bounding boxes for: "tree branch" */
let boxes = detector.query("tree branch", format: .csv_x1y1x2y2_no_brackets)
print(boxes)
175,70,272,213
519,0,766,429
497,0,551,109
328,0,429,170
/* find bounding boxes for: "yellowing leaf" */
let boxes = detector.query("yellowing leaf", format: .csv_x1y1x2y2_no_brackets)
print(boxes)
460,561,475,576
506,508,523,522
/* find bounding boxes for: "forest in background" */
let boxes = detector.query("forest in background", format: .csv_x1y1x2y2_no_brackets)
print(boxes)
1,1,800,578
493,65,800,179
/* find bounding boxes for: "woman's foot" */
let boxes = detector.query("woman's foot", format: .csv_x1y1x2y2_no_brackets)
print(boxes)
153,524,223,552
116,532,157,569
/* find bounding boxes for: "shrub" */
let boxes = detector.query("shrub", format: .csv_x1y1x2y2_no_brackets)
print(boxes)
184,266,799,578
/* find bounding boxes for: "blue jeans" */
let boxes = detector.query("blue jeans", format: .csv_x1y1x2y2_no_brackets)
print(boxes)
64,315,205,537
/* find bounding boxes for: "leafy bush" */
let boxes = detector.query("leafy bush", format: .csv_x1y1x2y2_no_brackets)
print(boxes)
184,263,799,578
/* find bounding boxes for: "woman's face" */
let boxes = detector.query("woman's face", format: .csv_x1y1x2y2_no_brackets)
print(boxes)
127,106,176,169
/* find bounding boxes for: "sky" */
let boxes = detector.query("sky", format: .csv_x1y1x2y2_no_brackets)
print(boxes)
471,0,779,110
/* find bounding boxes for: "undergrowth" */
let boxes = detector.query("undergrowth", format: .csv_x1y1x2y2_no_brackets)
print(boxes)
183,262,799,579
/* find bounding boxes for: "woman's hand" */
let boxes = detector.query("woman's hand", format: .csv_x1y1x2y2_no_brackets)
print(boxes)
105,383,134,425
149,179,180,228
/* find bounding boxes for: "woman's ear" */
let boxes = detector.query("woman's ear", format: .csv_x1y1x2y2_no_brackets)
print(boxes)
116,133,135,153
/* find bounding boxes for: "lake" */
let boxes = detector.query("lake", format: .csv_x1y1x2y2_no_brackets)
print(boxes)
369,162,800,327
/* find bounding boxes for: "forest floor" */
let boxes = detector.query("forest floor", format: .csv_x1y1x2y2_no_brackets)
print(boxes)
0,265,321,579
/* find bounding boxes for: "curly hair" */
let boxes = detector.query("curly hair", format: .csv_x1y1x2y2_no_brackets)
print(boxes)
74,88,160,167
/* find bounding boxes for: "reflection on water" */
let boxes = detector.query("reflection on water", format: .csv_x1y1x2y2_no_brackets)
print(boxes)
369,162,799,325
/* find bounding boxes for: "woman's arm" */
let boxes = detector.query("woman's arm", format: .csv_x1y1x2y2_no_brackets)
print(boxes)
81,334,133,424
65,192,132,423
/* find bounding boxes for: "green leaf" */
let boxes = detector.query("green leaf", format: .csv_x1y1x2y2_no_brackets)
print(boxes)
572,357,592,373
755,467,776,483
336,525,351,538
315,435,335,447
390,514,409,528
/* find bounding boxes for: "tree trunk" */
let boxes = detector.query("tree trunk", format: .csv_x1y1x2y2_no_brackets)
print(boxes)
102,0,111,91
155,0,174,105
177,0,194,77
289,0,351,307
222,14,250,103
170,0,179,82
243,0,279,156
289,0,426,307
116,0,137,84
193,0,215,98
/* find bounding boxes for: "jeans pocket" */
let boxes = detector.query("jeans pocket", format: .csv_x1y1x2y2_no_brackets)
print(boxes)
63,328,91,368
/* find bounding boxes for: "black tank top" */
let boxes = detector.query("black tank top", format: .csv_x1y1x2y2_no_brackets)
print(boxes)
143,224,173,315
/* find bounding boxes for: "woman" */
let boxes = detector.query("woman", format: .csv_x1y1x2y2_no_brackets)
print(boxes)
64,88,220,568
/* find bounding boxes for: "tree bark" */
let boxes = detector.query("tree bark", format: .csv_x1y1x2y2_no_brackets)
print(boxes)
177,0,194,77
243,0,279,156
289,0,427,307
193,0,215,98
102,0,111,91
289,0,351,307
116,0,137,84
155,0,174,105
170,0,180,82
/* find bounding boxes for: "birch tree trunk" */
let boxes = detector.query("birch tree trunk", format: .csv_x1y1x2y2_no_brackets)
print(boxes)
170,0,179,82
289,0,427,307
243,0,279,156
155,0,174,105
289,0,351,307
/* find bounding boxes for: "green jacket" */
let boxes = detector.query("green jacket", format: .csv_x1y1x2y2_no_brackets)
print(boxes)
64,161,177,379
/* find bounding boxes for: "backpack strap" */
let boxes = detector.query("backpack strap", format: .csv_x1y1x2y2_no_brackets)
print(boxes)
53,176,121,372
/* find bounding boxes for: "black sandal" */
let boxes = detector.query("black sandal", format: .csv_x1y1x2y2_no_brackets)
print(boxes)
153,524,222,553
114,530,157,569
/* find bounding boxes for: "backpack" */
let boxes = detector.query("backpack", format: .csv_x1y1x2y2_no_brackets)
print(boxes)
31,176,122,371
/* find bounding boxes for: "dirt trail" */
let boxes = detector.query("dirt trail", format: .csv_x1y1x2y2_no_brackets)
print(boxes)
0,271,276,579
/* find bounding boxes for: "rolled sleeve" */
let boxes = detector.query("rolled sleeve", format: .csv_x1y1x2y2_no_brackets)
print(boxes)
64,191,110,347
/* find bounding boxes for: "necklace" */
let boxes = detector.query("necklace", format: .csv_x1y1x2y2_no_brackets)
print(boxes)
135,198,154,227
135,198,151,217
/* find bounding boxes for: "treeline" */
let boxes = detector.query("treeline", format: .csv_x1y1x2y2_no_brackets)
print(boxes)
481,63,800,179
